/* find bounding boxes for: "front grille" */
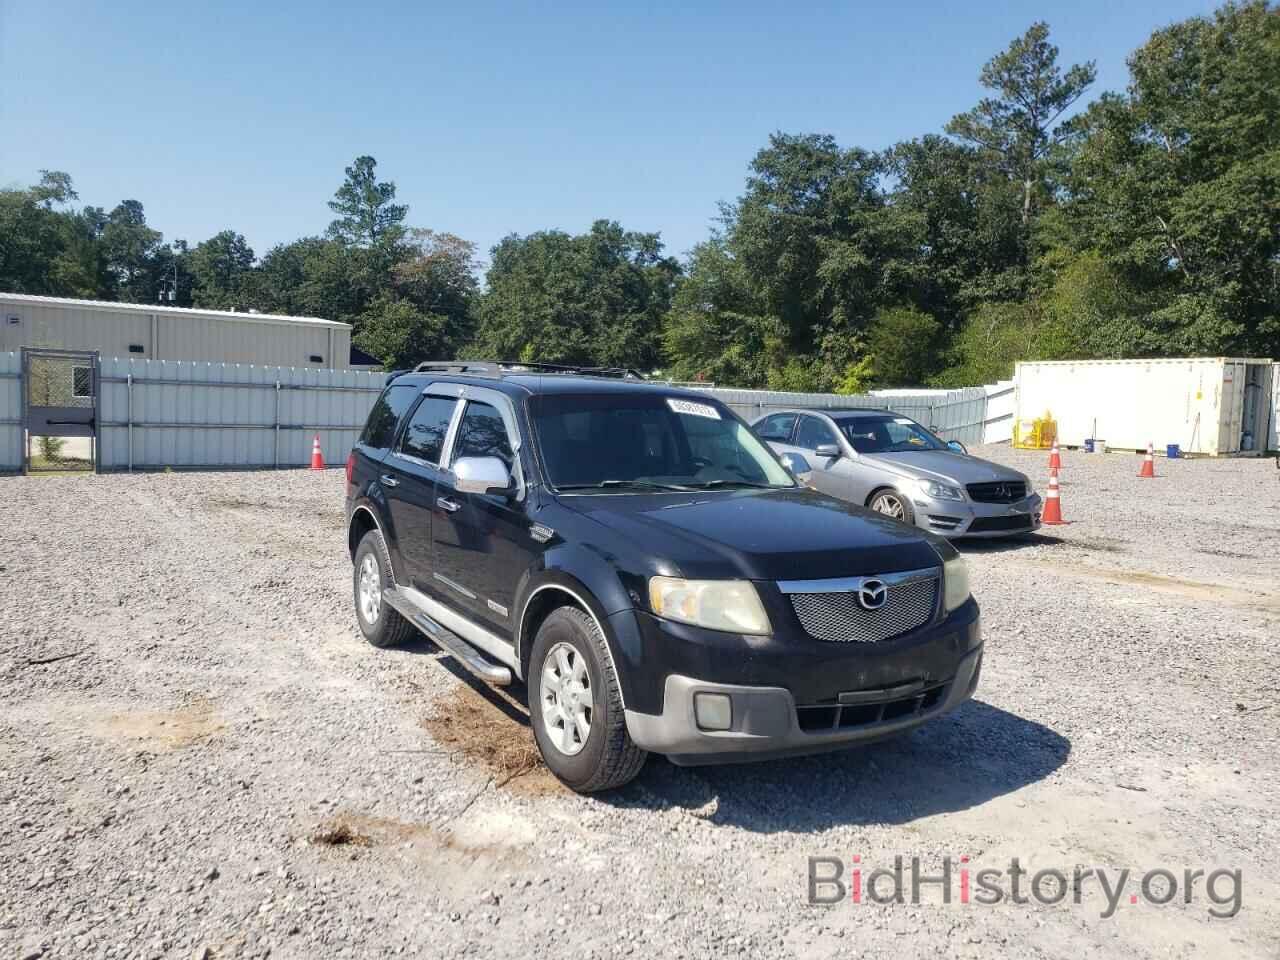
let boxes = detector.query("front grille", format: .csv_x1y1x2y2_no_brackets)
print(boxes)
966,480,1027,503
796,684,948,733
967,514,1034,533
787,576,938,644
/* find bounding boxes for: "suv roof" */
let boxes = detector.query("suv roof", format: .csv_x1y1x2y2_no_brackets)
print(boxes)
389,360,709,398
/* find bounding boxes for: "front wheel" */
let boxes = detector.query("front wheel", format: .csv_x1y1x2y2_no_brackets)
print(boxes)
869,488,916,525
528,607,646,793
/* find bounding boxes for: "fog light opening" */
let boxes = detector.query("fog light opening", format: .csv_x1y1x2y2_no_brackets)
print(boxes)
694,693,732,731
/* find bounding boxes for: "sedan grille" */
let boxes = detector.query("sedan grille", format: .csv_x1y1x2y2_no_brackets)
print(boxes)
966,480,1027,503
785,574,939,644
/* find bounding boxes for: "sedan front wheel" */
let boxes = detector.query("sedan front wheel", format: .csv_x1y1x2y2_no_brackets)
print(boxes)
869,489,916,525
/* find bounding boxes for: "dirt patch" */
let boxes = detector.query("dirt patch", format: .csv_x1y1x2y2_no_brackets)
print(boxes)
310,818,375,847
1036,561,1280,612
421,686,563,796
90,700,222,751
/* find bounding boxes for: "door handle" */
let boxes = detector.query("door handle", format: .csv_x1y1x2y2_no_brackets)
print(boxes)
437,497,461,513
380,474,400,488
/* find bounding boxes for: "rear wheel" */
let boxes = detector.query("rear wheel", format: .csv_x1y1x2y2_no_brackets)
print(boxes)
869,488,916,525
353,529,415,648
528,606,646,793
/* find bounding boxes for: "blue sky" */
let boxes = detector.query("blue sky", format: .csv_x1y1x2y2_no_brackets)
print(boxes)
2,0,1218,267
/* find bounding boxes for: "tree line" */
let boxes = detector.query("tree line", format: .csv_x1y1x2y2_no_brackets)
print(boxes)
1,1,1275,390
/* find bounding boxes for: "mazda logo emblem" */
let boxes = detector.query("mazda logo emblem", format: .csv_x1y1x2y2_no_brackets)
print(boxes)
858,579,888,610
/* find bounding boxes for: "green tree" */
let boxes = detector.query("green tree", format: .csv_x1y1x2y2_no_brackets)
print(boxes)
0,172,77,294
327,156,408,247
472,220,679,369
189,230,255,310
661,239,780,386
102,199,162,302
1066,1,1280,355
865,306,943,386
946,22,1096,227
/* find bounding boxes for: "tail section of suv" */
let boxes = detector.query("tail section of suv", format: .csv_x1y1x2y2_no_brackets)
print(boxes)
346,362,982,792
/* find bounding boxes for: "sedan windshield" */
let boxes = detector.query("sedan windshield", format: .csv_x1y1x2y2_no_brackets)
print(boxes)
532,394,794,491
837,415,947,454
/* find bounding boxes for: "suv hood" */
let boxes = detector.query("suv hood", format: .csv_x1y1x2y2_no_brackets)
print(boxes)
561,488,948,581
864,450,1028,486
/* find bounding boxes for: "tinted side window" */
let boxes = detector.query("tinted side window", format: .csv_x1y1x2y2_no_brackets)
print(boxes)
400,396,458,464
756,413,797,441
360,384,419,451
794,416,838,451
453,401,514,470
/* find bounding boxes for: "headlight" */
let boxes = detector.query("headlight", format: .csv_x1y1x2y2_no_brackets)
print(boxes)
917,478,964,501
648,577,771,635
943,555,970,612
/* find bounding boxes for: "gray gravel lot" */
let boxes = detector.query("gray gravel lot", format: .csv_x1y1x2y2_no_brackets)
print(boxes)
2,446,1278,959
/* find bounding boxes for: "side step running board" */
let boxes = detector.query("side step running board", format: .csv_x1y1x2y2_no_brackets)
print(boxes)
382,586,513,686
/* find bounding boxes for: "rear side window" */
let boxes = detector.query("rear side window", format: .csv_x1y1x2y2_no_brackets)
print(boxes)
755,412,797,441
360,384,419,451
399,396,458,465
453,401,514,470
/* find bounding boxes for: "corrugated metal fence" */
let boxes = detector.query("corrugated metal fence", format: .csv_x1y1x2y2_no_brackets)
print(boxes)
96,358,389,471
692,385,995,445
0,351,1014,473
0,353,21,472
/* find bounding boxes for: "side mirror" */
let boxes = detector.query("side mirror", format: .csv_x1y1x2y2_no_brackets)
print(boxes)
814,443,841,459
946,440,968,455
780,453,812,481
453,456,513,496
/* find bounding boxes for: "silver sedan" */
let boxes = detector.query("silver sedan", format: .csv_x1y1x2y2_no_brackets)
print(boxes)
752,408,1042,538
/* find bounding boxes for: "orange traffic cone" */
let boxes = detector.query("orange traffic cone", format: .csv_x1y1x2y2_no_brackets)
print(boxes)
310,434,326,470
1048,440,1061,472
1042,469,1065,525
1138,442,1155,478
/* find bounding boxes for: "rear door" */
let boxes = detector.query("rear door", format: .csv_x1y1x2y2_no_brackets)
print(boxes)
430,390,535,637
383,391,463,589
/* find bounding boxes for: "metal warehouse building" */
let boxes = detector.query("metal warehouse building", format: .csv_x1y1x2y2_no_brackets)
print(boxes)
0,293,361,369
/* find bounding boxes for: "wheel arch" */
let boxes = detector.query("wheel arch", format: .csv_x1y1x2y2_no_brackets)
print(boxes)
516,574,628,709
347,503,384,558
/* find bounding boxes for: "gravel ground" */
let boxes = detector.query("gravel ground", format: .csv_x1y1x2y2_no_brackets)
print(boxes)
2,446,1278,959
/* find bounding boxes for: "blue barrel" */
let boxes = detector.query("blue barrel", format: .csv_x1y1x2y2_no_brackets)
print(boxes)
1083,438,1095,453
1166,444,1181,459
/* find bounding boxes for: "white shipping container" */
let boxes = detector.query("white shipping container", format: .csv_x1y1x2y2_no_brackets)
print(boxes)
1014,358,1275,456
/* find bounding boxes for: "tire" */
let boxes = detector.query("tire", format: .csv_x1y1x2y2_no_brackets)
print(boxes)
353,529,415,649
528,606,646,793
869,488,916,525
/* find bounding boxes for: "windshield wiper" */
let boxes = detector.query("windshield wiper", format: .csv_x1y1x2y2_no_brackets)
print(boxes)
557,479,696,492
686,479,779,489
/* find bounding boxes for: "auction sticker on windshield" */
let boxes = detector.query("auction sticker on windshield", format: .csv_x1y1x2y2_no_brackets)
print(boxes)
667,399,721,420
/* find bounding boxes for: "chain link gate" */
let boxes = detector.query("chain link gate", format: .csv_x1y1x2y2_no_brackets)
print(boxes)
21,348,98,473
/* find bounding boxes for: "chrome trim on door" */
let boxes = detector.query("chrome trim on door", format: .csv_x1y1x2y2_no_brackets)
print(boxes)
433,571,476,599
436,496,461,513
380,474,399,488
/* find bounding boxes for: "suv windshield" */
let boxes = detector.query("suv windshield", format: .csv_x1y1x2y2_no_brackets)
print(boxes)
837,415,947,454
532,394,794,491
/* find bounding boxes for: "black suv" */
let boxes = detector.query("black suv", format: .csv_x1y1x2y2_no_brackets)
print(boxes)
345,362,982,792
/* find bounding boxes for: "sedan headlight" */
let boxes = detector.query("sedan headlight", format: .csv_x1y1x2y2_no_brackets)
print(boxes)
648,577,771,635
917,478,964,501
943,555,971,612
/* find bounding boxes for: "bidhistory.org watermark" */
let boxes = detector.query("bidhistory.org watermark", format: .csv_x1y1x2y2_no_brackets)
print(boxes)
808,855,1243,919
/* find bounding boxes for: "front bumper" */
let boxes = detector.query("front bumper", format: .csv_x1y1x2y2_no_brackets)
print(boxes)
914,493,1042,539
624,643,982,764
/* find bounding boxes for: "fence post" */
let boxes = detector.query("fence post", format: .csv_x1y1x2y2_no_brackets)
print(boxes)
274,380,281,469
126,372,133,473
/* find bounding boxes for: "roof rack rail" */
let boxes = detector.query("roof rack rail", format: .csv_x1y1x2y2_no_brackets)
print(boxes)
410,360,647,381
